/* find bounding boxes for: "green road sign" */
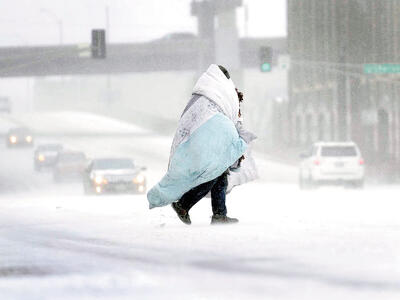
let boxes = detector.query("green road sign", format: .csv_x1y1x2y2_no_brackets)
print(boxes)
261,62,271,72
364,64,400,74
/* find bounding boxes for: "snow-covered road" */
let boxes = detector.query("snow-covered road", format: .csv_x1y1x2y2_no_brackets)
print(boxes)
0,113,399,300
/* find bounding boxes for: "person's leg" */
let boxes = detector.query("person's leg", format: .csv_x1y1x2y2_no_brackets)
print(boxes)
210,171,228,216
178,177,218,211
172,177,218,225
210,171,238,224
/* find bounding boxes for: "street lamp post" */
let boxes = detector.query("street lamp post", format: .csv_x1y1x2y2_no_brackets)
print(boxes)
40,8,63,45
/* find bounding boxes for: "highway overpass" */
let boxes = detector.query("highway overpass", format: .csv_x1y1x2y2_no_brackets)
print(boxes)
0,38,286,77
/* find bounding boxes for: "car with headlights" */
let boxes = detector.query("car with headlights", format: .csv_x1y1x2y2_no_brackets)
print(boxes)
34,143,63,171
6,127,34,147
83,158,147,195
299,142,365,189
53,151,87,182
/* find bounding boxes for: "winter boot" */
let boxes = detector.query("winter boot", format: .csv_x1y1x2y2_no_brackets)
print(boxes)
211,214,239,225
171,202,191,225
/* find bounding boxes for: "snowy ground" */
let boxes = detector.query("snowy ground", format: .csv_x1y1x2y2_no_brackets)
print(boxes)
0,112,399,300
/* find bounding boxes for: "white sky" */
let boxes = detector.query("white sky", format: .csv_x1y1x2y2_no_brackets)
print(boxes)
1,0,286,46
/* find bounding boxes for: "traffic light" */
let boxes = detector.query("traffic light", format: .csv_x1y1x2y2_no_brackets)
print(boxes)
259,46,273,72
91,29,106,59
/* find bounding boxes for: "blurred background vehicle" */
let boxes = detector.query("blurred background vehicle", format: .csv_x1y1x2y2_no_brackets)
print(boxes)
53,150,87,182
158,32,197,41
6,127,33,147
0,97,11,113
83,158,146,195
34,143,63,171
299,142,365,189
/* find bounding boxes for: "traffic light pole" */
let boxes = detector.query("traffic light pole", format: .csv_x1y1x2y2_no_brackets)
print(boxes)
336,55,349,141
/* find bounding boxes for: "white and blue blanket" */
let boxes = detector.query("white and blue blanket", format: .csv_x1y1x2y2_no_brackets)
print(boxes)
147,64,256,209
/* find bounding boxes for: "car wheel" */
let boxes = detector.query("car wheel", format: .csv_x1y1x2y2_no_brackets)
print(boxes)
53,173,61,183
299,169,307,190
307,178,315,189
349,180,364,189
358,180,365,189
84,185,93,195
299,173,316,190
299,175,306,190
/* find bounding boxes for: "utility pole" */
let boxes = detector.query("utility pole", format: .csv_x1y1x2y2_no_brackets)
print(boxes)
105,5,110,43
336,54,349,141
244,4,249,37
105,5,111,104
40,8,63,45
336,5,349,142
58,19,63,45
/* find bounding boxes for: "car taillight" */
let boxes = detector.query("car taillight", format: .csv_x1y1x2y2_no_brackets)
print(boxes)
359,158,364,165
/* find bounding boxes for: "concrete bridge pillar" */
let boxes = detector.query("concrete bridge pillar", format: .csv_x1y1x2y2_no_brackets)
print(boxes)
191,0,242,85
214,6,240,70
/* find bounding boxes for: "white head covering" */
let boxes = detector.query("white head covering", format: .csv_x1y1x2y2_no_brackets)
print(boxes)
192,64,239,124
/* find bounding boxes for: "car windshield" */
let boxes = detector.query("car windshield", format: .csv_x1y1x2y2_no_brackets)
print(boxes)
321,146,357,157
38,145,62,151
92,159,134,170
59,153,86,162
10,128,30,135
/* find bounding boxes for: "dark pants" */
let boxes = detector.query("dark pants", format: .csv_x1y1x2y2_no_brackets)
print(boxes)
178,171,228,216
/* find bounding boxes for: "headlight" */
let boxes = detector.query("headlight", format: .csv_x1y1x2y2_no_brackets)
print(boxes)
25,136,33,143
38,154,45,162
94,176,105,185
133,173,145,184
9,136,17,143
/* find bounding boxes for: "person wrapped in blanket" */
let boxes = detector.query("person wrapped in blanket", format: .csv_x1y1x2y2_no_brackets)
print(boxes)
147,64,257,225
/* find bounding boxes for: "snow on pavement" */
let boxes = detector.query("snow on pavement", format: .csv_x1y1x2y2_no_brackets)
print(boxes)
0,184,399,300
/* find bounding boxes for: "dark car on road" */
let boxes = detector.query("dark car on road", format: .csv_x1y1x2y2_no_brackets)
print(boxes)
83,158,147,195
34,143,63,171
53,151,87,182
6,127,34,147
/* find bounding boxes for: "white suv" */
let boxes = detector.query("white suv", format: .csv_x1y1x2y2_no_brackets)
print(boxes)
299,142,365,188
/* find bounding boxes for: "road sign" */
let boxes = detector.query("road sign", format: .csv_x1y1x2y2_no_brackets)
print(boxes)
364,64,400,74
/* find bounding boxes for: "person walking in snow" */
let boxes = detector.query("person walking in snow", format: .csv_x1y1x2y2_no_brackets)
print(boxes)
147,65,256,225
